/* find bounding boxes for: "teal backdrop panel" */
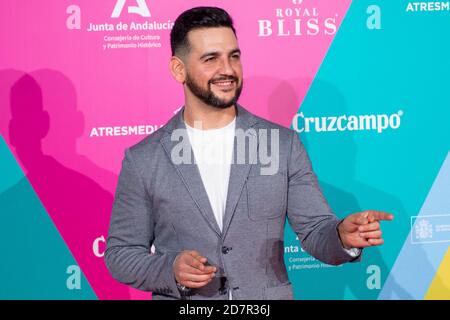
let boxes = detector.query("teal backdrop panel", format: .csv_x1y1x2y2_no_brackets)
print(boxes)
286,0,450,300
0,135,97,299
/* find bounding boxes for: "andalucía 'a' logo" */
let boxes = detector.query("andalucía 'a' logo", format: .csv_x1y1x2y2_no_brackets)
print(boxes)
111,0,151,18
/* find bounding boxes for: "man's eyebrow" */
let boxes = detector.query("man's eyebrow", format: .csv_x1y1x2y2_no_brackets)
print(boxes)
199,48,241,60
229,49,241,56
200,51,220,60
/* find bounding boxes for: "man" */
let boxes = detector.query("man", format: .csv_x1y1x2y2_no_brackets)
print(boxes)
105,6,393,300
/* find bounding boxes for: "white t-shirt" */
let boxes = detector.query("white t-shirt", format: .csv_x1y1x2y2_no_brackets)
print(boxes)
185,118,236,231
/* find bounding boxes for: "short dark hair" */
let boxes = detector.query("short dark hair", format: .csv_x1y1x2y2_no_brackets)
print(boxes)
170,6,236,57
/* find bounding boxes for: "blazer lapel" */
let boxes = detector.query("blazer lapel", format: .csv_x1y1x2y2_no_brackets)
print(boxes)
221,105,259,238
160,109,222,237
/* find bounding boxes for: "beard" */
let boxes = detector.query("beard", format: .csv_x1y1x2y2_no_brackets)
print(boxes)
185,73,243,109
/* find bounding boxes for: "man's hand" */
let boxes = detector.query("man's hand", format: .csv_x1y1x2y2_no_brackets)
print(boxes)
173,250,217,289
338,210,394,249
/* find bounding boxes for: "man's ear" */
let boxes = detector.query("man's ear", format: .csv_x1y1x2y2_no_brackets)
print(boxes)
169,56,186,84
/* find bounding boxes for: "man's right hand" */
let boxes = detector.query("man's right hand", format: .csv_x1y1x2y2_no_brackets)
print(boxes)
173,250,217,289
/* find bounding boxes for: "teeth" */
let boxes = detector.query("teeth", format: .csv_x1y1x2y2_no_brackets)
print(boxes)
214,81,233,86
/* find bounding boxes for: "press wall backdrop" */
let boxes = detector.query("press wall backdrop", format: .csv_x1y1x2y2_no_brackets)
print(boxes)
1,0,449,300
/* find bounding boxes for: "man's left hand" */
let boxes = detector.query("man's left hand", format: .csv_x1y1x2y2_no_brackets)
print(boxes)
338,210,394,249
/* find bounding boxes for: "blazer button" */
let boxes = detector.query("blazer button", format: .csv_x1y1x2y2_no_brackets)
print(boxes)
219,287,228,295
221,246,232,254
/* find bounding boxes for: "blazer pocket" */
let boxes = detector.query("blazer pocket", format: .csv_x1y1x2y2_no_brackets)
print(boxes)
246,173,287,221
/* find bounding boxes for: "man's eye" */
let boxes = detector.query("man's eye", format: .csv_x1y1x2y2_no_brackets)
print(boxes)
232,54,240,59
205,57,216,62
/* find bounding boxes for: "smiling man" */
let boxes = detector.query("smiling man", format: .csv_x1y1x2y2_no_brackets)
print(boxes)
105,6,393,300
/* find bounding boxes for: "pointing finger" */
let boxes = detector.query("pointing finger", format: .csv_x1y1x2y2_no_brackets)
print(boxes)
355,212,369,225
368,210,394,222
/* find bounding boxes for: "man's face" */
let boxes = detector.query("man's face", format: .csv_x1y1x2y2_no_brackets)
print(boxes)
183,27,243,109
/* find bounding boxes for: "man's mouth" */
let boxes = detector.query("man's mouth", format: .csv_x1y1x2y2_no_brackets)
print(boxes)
211,79,236,89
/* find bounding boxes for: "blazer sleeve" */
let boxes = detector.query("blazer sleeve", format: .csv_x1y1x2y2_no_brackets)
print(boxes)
105,148,181,298
286,131,361,265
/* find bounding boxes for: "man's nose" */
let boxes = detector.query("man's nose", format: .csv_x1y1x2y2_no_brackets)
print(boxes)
218,57,234,76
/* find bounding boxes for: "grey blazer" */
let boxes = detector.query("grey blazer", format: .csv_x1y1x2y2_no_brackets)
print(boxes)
105,105,359,300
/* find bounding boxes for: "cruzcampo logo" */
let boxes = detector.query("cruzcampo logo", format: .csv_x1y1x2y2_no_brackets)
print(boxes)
292,110,404,134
